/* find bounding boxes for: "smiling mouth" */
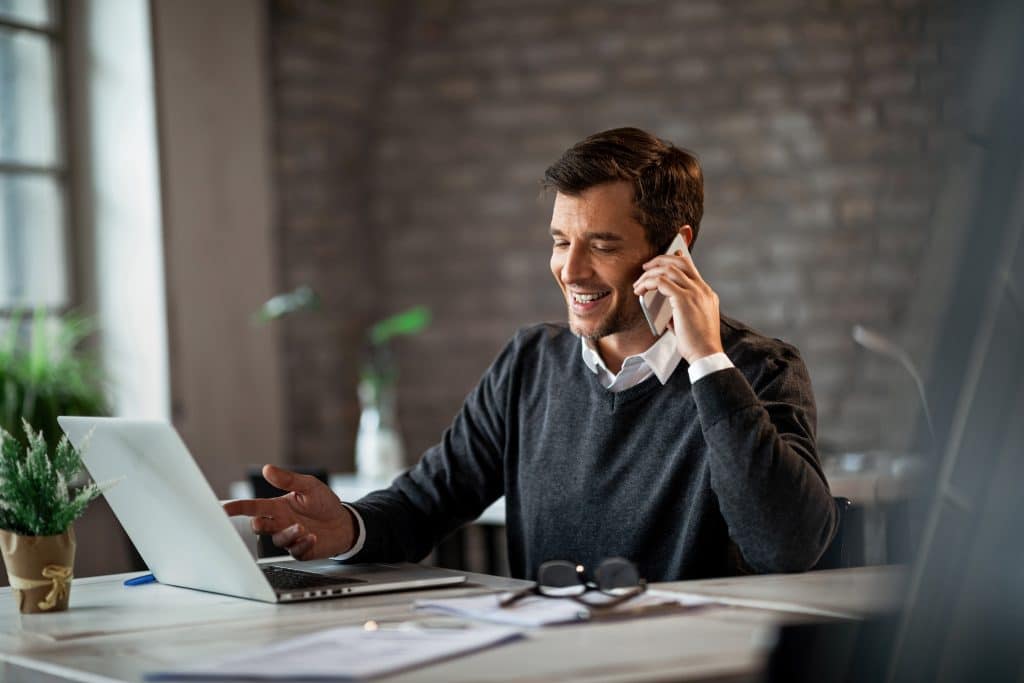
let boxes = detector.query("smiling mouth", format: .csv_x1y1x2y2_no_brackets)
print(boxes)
570,291,611,304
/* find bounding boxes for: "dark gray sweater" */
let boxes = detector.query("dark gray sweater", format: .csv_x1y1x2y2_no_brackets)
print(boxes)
349,317,837,581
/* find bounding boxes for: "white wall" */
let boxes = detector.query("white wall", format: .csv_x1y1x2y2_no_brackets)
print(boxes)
70,0,170,421
65,0,171,579
150,0,285,494
58,0,284,578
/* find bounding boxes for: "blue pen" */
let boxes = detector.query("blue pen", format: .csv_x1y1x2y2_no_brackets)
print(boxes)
124,573,156,586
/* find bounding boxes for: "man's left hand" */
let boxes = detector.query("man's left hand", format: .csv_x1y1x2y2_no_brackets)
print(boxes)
633,248,724,364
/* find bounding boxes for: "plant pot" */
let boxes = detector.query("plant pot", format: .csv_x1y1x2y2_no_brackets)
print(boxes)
0,527,75,614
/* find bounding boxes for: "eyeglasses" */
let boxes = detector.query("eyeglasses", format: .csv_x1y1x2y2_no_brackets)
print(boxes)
499,557,646,609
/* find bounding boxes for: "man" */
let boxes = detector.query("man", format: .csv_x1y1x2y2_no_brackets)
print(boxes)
225,128,837,581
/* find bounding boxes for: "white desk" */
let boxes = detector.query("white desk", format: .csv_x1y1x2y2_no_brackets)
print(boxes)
0,565,904,682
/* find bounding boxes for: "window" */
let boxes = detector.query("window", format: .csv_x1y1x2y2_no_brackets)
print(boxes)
0,0,69,310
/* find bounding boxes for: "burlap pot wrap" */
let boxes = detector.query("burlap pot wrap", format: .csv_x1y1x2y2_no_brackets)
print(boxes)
0,527,75,614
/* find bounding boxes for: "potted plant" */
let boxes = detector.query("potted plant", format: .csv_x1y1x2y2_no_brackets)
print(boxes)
356,306,431,481
254,285,321,323
0,309,108,449
0,422,113,613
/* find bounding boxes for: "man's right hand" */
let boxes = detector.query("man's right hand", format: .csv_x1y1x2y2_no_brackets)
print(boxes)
222,464,357,561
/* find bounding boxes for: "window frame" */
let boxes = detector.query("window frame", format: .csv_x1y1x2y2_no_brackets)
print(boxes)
0,0,76,316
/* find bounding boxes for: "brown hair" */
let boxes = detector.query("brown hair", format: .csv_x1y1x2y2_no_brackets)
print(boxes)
543,127,704,252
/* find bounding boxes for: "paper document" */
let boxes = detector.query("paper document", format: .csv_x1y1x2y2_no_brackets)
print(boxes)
146,622,522,681
415,589,717,627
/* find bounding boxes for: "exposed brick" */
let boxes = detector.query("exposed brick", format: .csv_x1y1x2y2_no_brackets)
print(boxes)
799,20,851,44
838,197,877,224
798,80,850,106
736,141,791,171
786,50,855,75
535,68,605,95
670,59,713,83
863,72,917,97
667,2,723,21
618,64,663,87
721,54,777,78
738,23,794,49
788,200,835,229
884,101,937,126
746,81,788,105
269,0,959,469
822,103,879,129
790,135,828,162
709,112,760,138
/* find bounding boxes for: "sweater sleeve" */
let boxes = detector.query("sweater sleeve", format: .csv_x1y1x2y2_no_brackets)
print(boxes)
693,349,838,573
341,337,513,563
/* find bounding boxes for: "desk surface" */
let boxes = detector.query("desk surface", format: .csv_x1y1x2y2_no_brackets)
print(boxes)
0,565,904,683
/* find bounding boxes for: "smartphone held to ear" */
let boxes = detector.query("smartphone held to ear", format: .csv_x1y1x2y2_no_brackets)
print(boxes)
639,233,689,337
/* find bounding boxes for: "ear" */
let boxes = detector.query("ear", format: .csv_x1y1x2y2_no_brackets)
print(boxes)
679,225,694,250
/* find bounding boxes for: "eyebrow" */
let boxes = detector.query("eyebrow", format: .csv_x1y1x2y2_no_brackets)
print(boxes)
549,228,625,241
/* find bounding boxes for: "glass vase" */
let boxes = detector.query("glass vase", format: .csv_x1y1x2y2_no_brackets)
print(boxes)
355,377,406,482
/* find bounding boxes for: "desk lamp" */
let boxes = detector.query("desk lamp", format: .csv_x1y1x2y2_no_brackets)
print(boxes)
851,324,936,456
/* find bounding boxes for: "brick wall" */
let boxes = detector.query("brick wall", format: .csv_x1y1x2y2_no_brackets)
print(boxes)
269,0,959,471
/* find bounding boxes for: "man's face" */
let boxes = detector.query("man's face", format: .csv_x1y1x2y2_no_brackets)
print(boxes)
549,181,655,342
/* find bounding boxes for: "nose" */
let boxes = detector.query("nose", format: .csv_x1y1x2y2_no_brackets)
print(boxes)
560,242,593,284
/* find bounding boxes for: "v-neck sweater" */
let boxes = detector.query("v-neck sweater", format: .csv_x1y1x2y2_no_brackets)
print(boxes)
349,317,837,581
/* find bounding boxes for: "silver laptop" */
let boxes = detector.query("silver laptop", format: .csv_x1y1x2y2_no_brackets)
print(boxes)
58,417,466,603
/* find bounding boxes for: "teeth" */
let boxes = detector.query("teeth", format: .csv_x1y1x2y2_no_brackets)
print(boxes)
573,292,608,303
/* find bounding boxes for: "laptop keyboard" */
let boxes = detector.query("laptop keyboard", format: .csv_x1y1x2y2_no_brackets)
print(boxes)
262,565,362,590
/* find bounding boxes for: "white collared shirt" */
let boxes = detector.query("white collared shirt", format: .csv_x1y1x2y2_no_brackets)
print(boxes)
580,330,734,391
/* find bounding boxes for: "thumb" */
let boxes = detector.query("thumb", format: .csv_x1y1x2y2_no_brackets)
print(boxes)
262,464,321,495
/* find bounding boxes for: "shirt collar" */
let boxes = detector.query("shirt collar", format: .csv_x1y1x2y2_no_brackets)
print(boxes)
579,330,684,385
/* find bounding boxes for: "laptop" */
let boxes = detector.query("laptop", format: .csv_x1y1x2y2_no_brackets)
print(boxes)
58,417,467,603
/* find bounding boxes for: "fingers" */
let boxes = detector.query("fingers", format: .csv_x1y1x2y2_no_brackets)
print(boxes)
643,249,702,280
223,498,281,518
290,535,318,561
271,523,318,560
262,464,323,495
634,264,694,297
637,274,687,302
250,514,293,535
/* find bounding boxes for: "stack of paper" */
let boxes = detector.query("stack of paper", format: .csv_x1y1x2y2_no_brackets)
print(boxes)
147,623,522,681
415,589,717,627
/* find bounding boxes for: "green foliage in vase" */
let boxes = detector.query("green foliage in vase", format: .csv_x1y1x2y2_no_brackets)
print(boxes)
368,306,431,346
361,306,432,400
254,286,321,323
0,422,115,536
0,309,108,449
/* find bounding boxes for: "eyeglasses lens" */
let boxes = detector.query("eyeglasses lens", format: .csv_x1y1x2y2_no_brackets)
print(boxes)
537,560,585,596
595,557,640,591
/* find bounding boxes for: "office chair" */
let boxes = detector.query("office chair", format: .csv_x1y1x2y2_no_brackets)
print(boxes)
811,497,863,570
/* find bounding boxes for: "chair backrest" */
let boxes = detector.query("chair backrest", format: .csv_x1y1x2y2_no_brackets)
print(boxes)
812,497,855,570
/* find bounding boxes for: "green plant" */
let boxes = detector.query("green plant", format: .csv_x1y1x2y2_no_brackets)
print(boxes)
254,285,321,323
368,306,431,346
361,306,432,399
0,309,108,449
0,421,112,536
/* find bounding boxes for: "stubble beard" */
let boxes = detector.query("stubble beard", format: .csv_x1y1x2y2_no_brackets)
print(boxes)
568,296,648,341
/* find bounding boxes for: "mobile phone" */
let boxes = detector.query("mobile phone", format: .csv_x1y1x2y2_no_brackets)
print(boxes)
639,233,689,337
